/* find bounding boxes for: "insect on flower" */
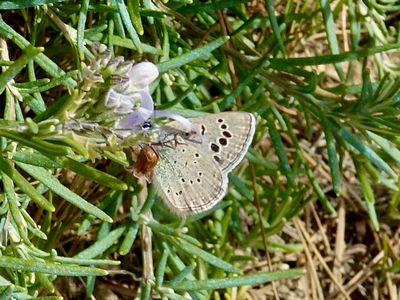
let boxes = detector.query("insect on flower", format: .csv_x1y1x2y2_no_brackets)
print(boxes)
131,145,159,182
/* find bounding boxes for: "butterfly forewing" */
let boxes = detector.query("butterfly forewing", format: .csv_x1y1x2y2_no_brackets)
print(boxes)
189,112,256,173
152,143,228,214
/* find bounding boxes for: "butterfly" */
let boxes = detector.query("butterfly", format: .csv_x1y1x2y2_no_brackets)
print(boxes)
132,112,256,215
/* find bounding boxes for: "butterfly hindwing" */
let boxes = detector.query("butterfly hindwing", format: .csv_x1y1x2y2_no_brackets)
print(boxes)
152,142,228,214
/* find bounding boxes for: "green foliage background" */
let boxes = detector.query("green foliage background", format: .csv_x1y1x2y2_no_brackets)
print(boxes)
0,0,399,299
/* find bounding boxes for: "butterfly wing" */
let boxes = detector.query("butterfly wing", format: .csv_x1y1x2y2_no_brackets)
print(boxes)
152,142,228,215
188,112,256,173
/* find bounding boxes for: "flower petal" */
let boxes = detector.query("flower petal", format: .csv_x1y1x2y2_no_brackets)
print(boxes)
138,89,154,111
128,62,159,91
105,89,134,109
117,107,153,129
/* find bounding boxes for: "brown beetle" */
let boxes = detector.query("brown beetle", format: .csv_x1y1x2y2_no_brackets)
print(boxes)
130,145,159,182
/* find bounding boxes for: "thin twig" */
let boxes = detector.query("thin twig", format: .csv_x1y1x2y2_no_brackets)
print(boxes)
294,218,351,300
294,218,324,300
336,251,384,300
332,199,346,294
250,162,280,300
138,178,155,288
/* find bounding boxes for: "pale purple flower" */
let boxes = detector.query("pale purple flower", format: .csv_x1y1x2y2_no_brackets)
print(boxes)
108,61,199,139
104,62,158,128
